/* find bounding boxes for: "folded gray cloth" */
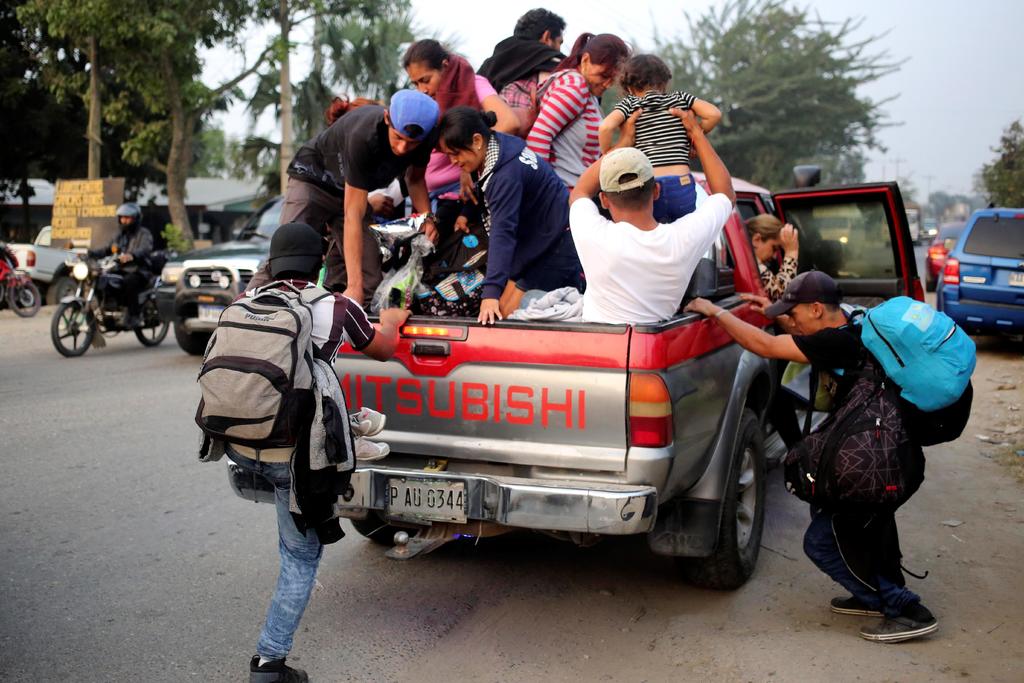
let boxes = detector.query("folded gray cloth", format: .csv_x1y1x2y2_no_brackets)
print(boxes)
508,287,583,322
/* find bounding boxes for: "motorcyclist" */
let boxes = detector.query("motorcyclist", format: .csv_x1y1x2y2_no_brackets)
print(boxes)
87,202,154,328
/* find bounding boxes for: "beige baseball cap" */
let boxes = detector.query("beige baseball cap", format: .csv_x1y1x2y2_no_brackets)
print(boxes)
599,147,654,192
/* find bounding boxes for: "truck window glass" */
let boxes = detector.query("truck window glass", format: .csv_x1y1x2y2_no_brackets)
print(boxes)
736,199,759,222
785,198,897,280
961,217,1024,258
255,201,285,239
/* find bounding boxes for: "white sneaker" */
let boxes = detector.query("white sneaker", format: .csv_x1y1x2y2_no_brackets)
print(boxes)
355,437,390,462
350,407,386,437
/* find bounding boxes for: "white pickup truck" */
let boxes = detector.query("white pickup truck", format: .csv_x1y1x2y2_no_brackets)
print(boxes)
9,226,80,304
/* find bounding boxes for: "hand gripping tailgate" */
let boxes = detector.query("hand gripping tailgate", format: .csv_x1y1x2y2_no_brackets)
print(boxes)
336,322,631,472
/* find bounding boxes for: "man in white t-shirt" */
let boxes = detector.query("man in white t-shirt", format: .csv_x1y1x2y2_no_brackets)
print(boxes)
568,109,736,324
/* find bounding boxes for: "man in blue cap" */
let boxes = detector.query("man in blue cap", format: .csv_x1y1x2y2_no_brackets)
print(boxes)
266,89,441,304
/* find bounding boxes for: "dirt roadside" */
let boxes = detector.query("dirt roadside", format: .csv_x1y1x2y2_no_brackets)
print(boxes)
394,336,1023,683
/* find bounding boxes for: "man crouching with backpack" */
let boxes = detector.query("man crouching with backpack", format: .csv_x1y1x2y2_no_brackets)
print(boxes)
686,271,937,644
199,223,410,682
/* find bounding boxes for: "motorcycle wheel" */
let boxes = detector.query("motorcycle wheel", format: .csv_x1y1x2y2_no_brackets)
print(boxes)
9,279,42,318
51,300,95,357
134,298,169,347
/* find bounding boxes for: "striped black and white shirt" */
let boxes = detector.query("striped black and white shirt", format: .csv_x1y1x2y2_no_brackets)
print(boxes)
613,91,697,168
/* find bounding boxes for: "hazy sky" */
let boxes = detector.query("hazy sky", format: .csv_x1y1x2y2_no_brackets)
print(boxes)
206,0,1024,197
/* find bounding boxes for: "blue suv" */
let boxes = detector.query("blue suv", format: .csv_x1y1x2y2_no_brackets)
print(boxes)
938,208,1024,336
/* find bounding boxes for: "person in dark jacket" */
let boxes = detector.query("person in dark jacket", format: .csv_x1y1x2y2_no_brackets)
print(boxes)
437,106,582,324
477,9,566,137
87,202,153,327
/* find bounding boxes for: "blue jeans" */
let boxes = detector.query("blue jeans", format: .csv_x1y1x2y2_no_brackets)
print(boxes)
653,174,698,223
227,448,323,660
803,508,918,618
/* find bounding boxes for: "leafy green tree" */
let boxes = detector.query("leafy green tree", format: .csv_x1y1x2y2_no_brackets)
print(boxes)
978,119,1024,207
244,0,414,193
656,0,898,188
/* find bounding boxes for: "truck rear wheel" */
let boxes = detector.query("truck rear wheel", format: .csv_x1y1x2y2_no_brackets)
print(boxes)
173,319,211,355
46,275,77,305
677,408,766,589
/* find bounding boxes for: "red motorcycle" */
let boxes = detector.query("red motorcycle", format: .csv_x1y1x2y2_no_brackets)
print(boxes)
0,242,42,317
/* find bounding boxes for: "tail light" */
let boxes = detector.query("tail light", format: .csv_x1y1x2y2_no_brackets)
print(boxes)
26,249,35,267
628,373,673,447
943,258,960,286
927,245,946,261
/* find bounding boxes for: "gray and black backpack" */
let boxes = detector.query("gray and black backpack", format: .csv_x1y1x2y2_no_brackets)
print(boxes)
195,281,331,448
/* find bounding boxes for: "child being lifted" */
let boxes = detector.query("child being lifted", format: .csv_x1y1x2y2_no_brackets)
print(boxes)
598,54,721,223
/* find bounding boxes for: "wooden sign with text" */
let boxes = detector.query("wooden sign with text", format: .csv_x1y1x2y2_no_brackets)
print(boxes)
51,178,125,248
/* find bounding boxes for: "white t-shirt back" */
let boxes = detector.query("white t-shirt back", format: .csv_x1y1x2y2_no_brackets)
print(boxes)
569,194,734,324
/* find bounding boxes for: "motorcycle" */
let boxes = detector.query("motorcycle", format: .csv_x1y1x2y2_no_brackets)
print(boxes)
50,251,170,357
0,242,42,317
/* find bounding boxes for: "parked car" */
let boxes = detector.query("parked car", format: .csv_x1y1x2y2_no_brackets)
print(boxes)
222,179,921,590
157,196,282,354
938,208,1024,336
9,226,82,304
925,221,966,292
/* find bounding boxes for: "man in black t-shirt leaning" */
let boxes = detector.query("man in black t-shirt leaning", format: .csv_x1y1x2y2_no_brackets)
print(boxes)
685,271,938,644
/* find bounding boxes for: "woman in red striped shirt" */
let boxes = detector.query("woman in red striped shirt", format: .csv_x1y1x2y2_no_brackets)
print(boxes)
526,33,630,187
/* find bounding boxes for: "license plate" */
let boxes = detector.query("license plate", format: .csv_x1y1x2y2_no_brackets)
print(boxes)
387,478,467,523
197,304,224,323
1009,271,1024,287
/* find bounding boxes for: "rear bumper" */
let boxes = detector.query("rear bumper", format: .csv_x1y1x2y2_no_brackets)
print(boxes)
941,291,1024,333
338,466,658,535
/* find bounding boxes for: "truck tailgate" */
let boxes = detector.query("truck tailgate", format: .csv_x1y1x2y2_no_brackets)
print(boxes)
336,321,630,472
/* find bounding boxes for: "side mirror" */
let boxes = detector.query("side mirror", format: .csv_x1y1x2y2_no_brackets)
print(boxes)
683,257,718,302
793,165,821,188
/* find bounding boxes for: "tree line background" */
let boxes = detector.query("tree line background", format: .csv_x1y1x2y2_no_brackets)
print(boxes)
1,0,1018,244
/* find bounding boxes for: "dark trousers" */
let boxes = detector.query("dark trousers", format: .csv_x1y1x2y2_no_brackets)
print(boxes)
803,508,920,618
117,269,149,315
277,177,382,301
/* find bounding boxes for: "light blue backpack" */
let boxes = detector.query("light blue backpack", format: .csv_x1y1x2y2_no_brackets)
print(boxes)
856,297,976,412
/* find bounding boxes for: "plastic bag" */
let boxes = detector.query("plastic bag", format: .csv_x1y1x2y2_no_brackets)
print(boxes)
369,214,432,273
371,233,434,313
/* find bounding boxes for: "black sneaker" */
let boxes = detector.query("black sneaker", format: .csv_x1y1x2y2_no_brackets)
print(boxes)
249,655,309,683
830,596,884,617
859,602,938,643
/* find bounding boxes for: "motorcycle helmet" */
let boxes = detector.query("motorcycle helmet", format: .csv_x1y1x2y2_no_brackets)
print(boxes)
115,202,142,230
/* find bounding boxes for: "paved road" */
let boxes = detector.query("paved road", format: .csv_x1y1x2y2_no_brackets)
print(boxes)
1,278,1021,682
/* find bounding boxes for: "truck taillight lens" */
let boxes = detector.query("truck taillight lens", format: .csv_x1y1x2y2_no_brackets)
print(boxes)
400,325,468,341
943,258,960,285
927,245,946,261
628,373,673,448
26,250,35,267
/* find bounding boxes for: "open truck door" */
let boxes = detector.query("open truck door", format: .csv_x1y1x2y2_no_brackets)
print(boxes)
772,182,924,304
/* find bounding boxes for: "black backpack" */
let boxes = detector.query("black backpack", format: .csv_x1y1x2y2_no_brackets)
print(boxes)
784,357,925,512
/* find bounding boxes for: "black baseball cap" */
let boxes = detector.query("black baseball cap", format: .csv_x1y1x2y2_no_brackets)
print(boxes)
269,222,323,277
764,270,842,318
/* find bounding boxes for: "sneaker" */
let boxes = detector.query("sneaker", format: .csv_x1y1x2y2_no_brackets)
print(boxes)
249,655,309,682
859,602,938,643
830,596,884,617
350,407,386,437
355,437,390,462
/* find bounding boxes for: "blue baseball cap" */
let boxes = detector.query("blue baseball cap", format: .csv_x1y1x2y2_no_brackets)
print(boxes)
388,90,439,142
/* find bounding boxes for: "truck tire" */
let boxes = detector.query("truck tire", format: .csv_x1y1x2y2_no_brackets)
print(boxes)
349,513,405,546
173,319,211,355
677,408,766,590
46,275,77,305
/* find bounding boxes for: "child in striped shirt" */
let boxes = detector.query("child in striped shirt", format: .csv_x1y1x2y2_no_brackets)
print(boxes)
599,54,721,223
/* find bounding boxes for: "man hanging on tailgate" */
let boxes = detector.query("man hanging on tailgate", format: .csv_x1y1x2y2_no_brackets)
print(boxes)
201,223,410,682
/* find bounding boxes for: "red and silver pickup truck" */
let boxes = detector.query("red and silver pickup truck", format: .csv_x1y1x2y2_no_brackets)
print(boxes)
228,178,922,589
